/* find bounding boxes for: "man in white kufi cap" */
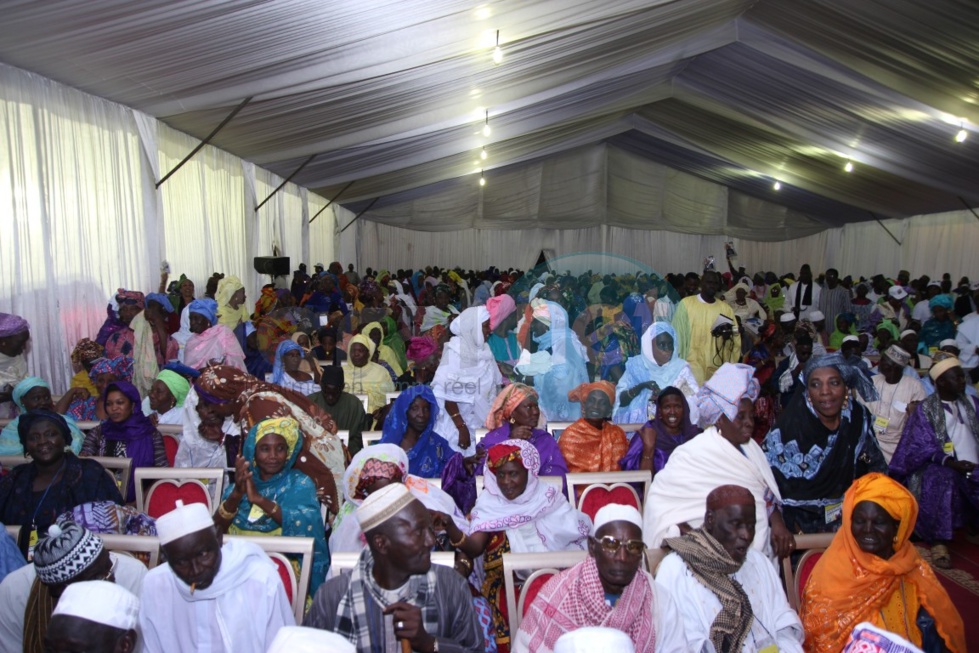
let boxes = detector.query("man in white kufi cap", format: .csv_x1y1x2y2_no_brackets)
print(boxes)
859,344,927,464
266,626,355,653
45,581,139,653
554,626,635,653
139,501,294,653
514,503,685,653
303,483,484,652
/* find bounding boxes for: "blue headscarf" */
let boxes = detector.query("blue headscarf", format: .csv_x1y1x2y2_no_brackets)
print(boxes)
12,377,49,411
146,293,174,313
271,339,304,385
929,295,954,311
187,299,218,325
379,385,453,478
613,322,689,421
0,381,85,456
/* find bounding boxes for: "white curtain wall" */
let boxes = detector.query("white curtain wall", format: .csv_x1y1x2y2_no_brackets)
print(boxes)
0,64,336,391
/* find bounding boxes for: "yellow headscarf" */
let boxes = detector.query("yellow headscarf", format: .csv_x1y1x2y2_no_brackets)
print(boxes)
254,416,300,458
216,276,250,329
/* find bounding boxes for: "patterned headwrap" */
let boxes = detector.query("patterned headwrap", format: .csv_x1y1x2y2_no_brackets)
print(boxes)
406,337,438,362
0,312,29,338
255,416,301,454
145,293,174,313
34,522,104,585
88,356,134,384
359,278,381,299
115,289,145,309
530,298,551,326
433,283,452,298
567,381,615,404
803,353,879,402
487,443,522,471
695,363,761,427
70,338,104,367
485,383,538,430
354,459,405,500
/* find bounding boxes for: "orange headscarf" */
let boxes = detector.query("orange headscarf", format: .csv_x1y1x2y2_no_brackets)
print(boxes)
800,473,965,653
559,381,626,473
484,383,538,430
566,380,615,404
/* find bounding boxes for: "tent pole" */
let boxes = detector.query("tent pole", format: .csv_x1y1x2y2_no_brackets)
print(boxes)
255,154,318,211
339,197,380,233
309,181,355,225
869,212,902,246
958,196,979,223
156,96,252,188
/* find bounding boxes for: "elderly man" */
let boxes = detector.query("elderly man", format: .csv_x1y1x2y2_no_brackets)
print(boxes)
873,285,912,331
890,355,979,569
0,312,31,418
307,366,367,455
514,504,685,653
304,483,484,652
139,501,294,652
859,345,926,464
673,270,741,384
0,521,146,653
656,486,804,653
45,581,139,653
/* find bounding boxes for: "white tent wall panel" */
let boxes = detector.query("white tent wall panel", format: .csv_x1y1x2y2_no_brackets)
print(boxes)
0,63,334,391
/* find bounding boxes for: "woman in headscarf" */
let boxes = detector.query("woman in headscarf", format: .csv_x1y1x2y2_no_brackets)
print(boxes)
0,378,86,455
195,365,343,510
385,281,417,339
443,440,591,652
619,387,701,473
104,291,178,396
515,300,589,422
0,411,123,554
763,353,887,534
213,416,329,595
558,381,630,473
362,321,403,378
344,333,395,415
572,285,641,384
380,315,408,370
643,364,794,559
379,385,457,478
357,277,389,326
64,356,134,422
140,369,191,426
329,444,468,553
174,386,242,474
271,339,321,395
68,338,103,397
763,283,785,320
612,322,700,425
418,283,459,336
432,306,502,456
80,381,168,502
875,319,900,352
479,383,567,479
801,473,965,653
485,294,520,378
215,275,250,331
920,295,957,349
827,312,857,350
183,298,247,371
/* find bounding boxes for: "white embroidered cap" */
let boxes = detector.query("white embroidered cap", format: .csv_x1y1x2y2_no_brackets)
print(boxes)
554,627,635,653
52,581,139,631
266,626,355,653
155,500,215,545
591,503,643,536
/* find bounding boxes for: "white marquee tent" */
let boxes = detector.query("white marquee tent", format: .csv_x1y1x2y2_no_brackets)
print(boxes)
1,0,978,387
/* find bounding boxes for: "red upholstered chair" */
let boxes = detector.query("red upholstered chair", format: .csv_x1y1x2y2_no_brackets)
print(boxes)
227,535,314,622
502,550,587,639
578,484,642,521
162,434,179,466
780,532,835,610
565,471,652,516
518,571,556,618
269,553,297,606
144,480,211,519
134,468,225,517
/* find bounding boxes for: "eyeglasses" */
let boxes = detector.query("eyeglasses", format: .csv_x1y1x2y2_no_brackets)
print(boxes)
592,535,644,556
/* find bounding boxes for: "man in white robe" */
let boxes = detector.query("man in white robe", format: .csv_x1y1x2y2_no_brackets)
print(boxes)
859,345,926,463
656,486,803,653
138,501,294,653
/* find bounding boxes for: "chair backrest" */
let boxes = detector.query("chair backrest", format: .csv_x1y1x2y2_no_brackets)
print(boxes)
86,456,134,497
5,524,21,543
546,422,574,439
565,471,652,517
354,394,370,412
156,423,183,436
781,532,834,610
330,550,456,577
645,547,668,575
227,535,314,622
0,455,25,472
385,391,401,405
335,430,350,447
97,533,161,569
618,423,646,434
162,434,179,466
362,431,383,447
502,550,587,638
134,467,225,517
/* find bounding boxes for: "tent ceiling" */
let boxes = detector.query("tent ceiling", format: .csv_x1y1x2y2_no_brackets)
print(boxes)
1,0,977,229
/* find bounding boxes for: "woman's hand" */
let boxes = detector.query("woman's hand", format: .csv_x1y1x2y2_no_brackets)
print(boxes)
67,387,91,401
456,423,472,450
769,511,795,559
510,423,533,440
462,448,485,476
638,425,657,452
233,455,252,495
429,510,452,532
244,474,263,505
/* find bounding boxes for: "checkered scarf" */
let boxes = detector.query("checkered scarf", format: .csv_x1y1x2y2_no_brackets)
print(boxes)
664,529,752,653
334,547,439,650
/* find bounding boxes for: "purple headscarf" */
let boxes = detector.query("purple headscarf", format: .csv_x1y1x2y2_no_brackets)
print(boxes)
100,381,158,501
0,312,29,338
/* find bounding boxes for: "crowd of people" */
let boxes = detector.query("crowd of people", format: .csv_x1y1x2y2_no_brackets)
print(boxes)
0,254,976,652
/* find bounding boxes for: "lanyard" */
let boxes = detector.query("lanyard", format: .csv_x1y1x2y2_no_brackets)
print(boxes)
31,458,67,529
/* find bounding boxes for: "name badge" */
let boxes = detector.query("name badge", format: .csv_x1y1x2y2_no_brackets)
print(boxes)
943,441,955,455
873,415,890,433
27,529,38,562
758,645,779,653
247,502,266,523
825,502,843,524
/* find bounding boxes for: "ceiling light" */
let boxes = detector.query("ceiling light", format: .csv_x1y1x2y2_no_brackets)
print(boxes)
844,160,854,173
955,128,968,143
479,171,486,187
492,30,503,65
482,110,491,137
474,6,491,20
773,180,781,191
480,147,488,160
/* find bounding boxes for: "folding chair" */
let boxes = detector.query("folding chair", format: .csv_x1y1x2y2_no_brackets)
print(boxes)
362,431,383,447
565,471,652,519
354,394,370,412
330,550,456,577
502,550,587,638
781,532,834,610
97,533,162,569
135,467,225,518
227,535,314,622
161,433,180,466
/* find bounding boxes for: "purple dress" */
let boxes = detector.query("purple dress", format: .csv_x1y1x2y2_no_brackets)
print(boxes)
476,425,568,479
889,393,979,541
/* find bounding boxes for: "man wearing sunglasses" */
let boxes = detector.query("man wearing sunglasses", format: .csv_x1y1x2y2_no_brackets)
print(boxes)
656,485,803,653
513,503,686,653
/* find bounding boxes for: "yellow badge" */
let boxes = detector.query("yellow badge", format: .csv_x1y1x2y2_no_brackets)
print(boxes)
26,529,39,562
943,441,955,455
758,645,779,653
247,502,266,523
873,415,890,432
824,502,843,524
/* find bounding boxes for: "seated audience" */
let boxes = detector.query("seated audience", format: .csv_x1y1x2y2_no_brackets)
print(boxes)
0,377,85,455
620,387,701,473
140,501,294,652
0,313,31,419
68,338,103,398
486,294,520,376
80,381,167,502
379,385,457,478
243,321,274,378
644,364,793,559
105,291,179,396
215,275,250,332
764,353,886,534
612,322,699,425
478,383,568,478
801,473,965,653
64,355,134,422
858,345,926,464
307,366,368,455
142,368,191,425
919,295,956,349
304,483,484,652
213,416,329,594
0,412,123,553
0,521,145,653
271,339,321,395
174,387,242,472
311,326,346,365
657,485,803,653
183,298,247,372
558,381,629,473
889,355,979,570
345,333,395,414
515,504,685,653
363,321,404,377
44,581,140,653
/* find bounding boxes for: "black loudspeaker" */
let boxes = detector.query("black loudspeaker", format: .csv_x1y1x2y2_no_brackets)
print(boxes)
253,256,290,277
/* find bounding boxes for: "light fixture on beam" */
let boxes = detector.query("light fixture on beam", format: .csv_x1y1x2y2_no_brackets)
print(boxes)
479,170,486,187
480,147,488,160
482,110,491,137
492,30,503,65
773,180,781,191
844,160,854,173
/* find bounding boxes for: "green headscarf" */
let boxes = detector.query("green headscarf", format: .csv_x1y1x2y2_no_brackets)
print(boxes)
764,283,785,314
381,315,408,370
156,370,191,407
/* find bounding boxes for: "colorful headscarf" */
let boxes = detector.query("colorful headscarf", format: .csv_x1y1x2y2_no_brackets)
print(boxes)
100,381,159,502
145,293,174,313
12,377,49,411
254,416,301,456
115,289,145,309
381,316,407,370
929,295,954,311
0,312,29,338
567,381,615,404
348,333,376,360
272,339,304,385
70,338,104,367
485,383,538,430
188,299,219,326
486,443,522,470
155,370,190,407
486,294,516,330
406,337,438,362
88,356,134,384
763,283,785,314
378,385,449,477
215,276,249,328
803,352,878,402
695,363,760,426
